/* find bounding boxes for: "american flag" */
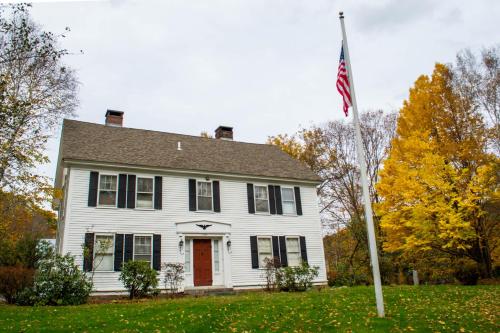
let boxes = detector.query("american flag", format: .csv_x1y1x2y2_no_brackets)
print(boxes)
336,44,351,117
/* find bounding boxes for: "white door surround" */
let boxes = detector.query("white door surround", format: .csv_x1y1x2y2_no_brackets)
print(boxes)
176,220,232,289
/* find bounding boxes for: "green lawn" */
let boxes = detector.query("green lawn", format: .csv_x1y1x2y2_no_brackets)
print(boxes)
0,286,498,332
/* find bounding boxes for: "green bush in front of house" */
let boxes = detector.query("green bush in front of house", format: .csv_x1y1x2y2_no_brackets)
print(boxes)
262,259,319,292
17,252,93,306
119,261,159,299
276,262,319,291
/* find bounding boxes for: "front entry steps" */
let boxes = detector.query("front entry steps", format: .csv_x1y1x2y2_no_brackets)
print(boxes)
184,286,234,296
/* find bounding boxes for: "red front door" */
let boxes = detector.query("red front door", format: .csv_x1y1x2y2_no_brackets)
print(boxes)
193,239,212,286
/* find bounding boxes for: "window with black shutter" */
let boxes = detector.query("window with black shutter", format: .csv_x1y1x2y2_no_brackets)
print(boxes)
124,234,134,262
250,236,259,268
213,181,221,212
299,236,308,264
268,185,276,214
117,174,127,208
88,172,99,207
152,234,161,270
188,179,196,211
127,175,136,209
278,236,288,267
154,176,162,210
274,185,283,215
294,186,303,216
114,234,124,271
247,184,255,214
83,233,94,271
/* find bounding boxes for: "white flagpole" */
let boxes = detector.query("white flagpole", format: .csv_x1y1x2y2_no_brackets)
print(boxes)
339,11,385,318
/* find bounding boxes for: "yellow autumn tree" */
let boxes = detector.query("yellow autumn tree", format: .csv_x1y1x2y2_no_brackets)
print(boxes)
376,63,499,278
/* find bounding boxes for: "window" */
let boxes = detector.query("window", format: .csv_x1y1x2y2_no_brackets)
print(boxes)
281,187,296,215
286,237,301,266
98,175,117,206
185,239,191,273
214,239,220,272
197,181,213,211
134,235,152,265
257,237,273,268
94,235,114,271
254,185,269,213
136,177,154,208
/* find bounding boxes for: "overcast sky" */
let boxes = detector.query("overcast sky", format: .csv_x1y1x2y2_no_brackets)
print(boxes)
27,0,500,181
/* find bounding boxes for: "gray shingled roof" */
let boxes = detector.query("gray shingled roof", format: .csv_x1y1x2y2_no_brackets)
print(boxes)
59,119,320,182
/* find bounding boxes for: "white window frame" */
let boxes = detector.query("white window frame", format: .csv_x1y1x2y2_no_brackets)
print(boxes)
196,180,214,212
285,236,302,267
254,185,270,214
135,176,155,209
93,233,115,272
281,186,297,215
257,236,273,268
97,173,118,207
133,234,153,268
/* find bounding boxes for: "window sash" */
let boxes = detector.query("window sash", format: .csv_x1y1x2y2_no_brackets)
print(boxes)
98,175,117,206
136,177,154,209
281,187,296,214
134,235,152,264
257,237,273,268
94,235,114,272
254,186,269,213
197,181,213,211
286,237,301,267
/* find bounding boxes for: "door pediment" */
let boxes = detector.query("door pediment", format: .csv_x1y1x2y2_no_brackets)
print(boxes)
176,220,231,234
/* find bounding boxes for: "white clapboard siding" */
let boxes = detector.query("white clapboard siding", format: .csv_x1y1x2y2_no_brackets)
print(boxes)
60,166,327,291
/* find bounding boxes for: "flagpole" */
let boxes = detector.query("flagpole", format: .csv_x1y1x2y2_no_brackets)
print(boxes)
339,11,385,318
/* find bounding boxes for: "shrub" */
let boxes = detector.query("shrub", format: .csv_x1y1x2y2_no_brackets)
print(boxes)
455,262,480,285
261,257,282,291
20,253,93,306
0,266,35,304
262,261,319,292
119,261,159,299
163,262,184,296
327,263,370,287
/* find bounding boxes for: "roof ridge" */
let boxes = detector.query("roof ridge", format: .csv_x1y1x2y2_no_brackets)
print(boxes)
63,118,273,148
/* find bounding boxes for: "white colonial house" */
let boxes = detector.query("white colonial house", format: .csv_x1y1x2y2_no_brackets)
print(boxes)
54,110,327,292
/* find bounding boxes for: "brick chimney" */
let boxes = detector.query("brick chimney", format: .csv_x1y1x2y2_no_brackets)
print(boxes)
215,126,233,140
105,110,124,127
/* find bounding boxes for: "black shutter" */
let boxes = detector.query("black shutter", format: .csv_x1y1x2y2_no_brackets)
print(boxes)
153,234,161,271
114,234,124,271
250,236,259,268
268,185,276,214
117,174,127,208
127,175,136,209
247,184,255,214
275,185,283,215
83,233,94,271
154,176,162,210
294,186,303,215
300,236,308,264
88,172,99,207
189,179,197,211
213,181,220,212
124,234,134,262
272,236,280,265
279,236,288,267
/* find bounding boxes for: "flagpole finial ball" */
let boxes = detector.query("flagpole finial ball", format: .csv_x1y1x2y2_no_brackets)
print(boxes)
339,11,344,18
